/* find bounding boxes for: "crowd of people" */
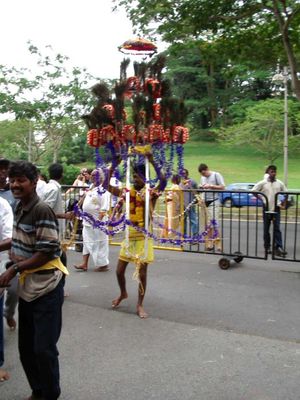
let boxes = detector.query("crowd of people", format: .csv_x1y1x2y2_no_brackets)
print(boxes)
0,155,290,399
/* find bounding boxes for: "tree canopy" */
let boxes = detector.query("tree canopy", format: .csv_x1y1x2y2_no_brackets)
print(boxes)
218,98,300,162
0,43,104,163
113,0,300,99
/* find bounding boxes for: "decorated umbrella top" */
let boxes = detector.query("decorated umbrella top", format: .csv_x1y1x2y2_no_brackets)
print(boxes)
118,37,157,56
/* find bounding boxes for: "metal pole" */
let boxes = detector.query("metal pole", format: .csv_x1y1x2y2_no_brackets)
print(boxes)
28,122,32,162
144,156,150,258
283,66,288,187
125,155,131,250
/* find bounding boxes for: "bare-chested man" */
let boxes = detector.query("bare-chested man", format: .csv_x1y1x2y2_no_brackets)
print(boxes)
107,152,166,318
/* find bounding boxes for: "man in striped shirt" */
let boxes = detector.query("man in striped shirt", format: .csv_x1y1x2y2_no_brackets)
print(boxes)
0,161,68,400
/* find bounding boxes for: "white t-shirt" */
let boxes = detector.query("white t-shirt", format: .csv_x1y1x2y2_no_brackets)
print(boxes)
252,178,287,211
41,179,65,237
0,197,13,272
36,179,47,198
200,171,225,202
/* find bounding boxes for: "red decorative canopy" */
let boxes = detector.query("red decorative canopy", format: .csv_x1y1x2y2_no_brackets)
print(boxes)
118,37,157,56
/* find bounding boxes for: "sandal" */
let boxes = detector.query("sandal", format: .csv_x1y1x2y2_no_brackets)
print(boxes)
94,266,110,272
74,265,88,271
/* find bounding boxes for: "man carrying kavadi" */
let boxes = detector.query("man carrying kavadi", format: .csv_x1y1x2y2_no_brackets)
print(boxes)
107,149,166,319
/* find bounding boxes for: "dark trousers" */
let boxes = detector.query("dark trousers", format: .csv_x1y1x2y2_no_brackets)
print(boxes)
263,208,283,250
18,278,64,400
0,295,4,367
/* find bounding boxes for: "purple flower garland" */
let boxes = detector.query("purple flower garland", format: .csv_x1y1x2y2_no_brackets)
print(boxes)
74,201,219,245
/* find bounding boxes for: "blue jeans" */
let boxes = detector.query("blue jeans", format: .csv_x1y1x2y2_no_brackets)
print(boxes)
263,207,283,250
18,277,65,400
184,205,198,237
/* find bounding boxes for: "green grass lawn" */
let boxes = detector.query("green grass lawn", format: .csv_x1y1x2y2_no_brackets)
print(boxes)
78,140,300,189
183,141,300,189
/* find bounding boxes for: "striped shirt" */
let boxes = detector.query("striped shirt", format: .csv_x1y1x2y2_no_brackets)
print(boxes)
11,193,61,261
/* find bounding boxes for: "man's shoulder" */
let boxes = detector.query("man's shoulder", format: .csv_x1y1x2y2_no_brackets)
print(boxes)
253,179,266,188
0,196,11,211
46,180,60,190
32,197,56,214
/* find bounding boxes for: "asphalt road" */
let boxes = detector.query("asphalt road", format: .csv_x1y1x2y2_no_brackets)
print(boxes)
3,245,300,400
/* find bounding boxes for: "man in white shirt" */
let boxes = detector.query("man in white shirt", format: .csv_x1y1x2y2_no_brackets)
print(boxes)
0,158,18,330
198,163,225,251
252,165,287,257
41,164,73,265
0,197,13,382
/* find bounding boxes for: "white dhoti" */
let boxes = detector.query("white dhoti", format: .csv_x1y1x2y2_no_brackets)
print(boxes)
81,185,110,267
82,224,109,267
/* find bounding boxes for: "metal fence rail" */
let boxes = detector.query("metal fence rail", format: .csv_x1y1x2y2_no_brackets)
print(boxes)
181,189,268,262
273,191,300,262
60,185,300,265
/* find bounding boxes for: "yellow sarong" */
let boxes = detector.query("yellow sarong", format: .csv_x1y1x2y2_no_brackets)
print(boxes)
119,238,154,264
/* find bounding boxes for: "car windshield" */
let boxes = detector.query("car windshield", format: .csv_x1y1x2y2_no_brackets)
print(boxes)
227,183,254,190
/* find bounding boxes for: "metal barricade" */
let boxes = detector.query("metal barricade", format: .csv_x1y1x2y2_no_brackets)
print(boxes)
60,185,300,266
182,189,269,266
61,185,87,251
273,191,300,262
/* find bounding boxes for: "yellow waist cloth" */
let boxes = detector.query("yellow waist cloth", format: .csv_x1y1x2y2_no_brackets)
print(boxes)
19,257,69,285
119,238,154,264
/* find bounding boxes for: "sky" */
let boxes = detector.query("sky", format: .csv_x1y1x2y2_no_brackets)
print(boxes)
0,0,157,80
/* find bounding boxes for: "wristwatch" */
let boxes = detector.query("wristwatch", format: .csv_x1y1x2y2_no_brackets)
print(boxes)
12,264,21,274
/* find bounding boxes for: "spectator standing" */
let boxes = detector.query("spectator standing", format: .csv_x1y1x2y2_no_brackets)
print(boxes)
41,163,73,266
0,158,17,208
0,197,13,382
179,168,198,240
0,158,18,330
162,175,182,238
36,169,48,198
252,165,287,257
0,161,68,400
74,168,110,272
198,163,225,251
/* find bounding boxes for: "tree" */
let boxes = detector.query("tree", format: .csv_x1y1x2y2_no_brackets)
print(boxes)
217,98,300,162
0,120,32,160
0,43,102,163
162,40,275,138
113,0,300,100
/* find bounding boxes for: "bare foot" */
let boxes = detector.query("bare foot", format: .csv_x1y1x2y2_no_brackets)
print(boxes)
74,265,88,271
137,305,148,319
112,293,128,308
0,368,9,382
94,265,110,272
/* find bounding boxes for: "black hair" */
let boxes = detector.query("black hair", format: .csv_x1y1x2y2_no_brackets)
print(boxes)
172,174,181,184
265,165,277,173
8,161,38,182
198,163,208,173
133,163,146,179
0,158,10,168
48,163,63,180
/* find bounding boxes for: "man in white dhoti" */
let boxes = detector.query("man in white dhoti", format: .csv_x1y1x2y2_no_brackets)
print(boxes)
74,168,111,272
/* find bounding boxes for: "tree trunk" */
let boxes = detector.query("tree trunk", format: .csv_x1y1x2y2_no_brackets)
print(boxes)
206,62,218,125
272,0,300,100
